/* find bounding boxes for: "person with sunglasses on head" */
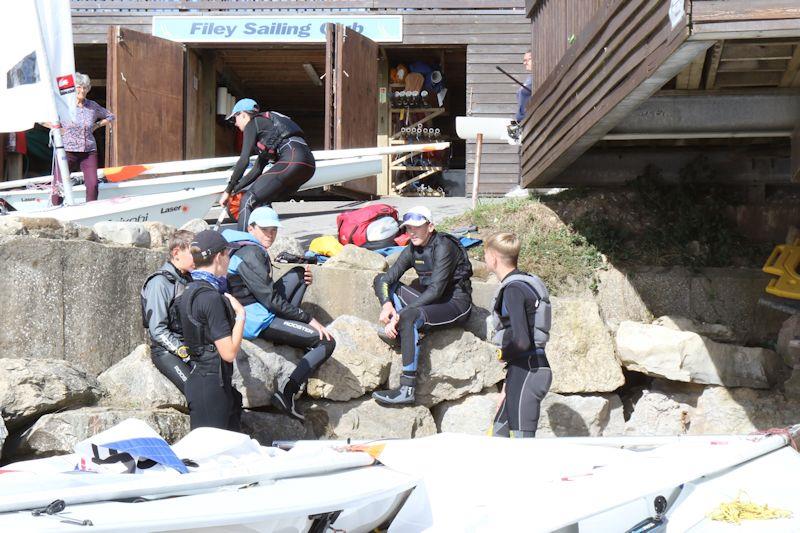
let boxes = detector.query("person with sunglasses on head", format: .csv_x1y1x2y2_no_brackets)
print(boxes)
219,98,315,230
372,206,474,405
222,206,335,422
179,230,246,431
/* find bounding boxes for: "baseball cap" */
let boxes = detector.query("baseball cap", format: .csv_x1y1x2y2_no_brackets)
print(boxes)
225,98,259,121
400,206,433,227
191,230,230,260
248,206,282,228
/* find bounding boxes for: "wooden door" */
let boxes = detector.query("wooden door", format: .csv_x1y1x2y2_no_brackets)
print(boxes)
106,27,184,166
324,24,379,195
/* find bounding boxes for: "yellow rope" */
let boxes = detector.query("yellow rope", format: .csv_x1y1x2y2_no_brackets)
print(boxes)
708,492,792,524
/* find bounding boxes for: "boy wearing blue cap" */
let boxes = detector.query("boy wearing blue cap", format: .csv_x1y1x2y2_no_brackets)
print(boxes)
219,98,315,230
223,206,334,421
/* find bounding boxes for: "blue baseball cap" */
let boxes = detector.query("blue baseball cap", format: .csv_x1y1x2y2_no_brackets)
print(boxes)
248,206,282,228
226,98,259,121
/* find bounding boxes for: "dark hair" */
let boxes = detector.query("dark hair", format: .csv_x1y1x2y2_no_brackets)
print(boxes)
190,245,224,268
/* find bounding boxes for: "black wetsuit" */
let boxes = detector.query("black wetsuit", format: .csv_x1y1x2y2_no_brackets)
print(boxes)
225,112,315,230
491,269,552,438
373,232,473,387
228,244,335,396
140,261,193,394
179,280,242,431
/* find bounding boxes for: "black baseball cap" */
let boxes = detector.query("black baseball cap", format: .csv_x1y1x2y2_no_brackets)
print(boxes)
191,230,230,260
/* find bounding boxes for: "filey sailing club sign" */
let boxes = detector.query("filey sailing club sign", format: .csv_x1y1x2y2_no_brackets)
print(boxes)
153,15,402,43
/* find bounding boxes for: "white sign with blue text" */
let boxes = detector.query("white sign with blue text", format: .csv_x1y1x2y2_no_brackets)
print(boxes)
152,15,403,43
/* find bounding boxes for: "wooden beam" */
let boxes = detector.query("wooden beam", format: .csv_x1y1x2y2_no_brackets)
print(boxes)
780,43,800,87
719,43,794,61
705,41,724,89
691,1,800,23
793,124,800,182
690,19,800,41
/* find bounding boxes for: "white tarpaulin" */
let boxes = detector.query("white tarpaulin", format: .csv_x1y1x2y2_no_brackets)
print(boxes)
0,0,76,132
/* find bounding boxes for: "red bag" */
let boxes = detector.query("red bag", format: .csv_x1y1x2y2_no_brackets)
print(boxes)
336,203,398,247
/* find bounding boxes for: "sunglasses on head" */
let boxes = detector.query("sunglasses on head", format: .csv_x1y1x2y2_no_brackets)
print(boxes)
402,212,429,224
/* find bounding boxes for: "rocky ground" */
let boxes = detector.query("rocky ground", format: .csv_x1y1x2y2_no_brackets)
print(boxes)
1,213,799,462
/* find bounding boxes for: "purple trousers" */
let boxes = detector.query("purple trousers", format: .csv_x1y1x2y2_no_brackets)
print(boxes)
51,151,99,205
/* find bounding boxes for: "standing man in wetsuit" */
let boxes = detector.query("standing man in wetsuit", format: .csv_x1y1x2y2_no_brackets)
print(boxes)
223,206,335,422
180,230,246,431
484,232,552,438
141,230,195,394
219,98,315,230
372,206,473,405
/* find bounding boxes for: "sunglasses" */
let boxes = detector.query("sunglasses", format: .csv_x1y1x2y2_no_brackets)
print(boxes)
402,212,430,224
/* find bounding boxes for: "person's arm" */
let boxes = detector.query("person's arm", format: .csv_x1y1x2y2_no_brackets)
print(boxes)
91,100,115,130
209,294,245,363
142,276,184,354
373,245,413,305
225,121,257,195
500,284,533,359
237,248,311,323
405,238,457,309
231,151,269,195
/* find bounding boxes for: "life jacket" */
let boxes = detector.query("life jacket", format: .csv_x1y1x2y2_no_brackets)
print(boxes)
490,273,551,350
254,111,305,158
181,282,234,384
222,230,269,307
140,268,186,334
413,232,473,296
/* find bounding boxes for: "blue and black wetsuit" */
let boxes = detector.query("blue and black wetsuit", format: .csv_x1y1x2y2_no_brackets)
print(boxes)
373,232,473,388
225,112,315,230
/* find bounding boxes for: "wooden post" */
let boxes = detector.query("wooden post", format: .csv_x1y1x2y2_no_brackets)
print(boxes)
471,133,483,209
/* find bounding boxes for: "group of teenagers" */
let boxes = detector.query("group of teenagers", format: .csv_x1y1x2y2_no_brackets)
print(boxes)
140,97,554,439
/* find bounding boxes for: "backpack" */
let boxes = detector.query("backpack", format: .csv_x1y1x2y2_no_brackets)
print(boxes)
336,203,398,247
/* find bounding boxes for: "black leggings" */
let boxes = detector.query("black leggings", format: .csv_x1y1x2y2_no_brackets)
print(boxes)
274,266,306,308
238,141,315,230
391,282,472,384
186,367,243,431
150,346,192,395
492,362,552,437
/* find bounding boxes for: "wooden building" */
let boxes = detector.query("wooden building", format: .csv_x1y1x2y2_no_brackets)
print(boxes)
521,0,800,189
67,0,531,196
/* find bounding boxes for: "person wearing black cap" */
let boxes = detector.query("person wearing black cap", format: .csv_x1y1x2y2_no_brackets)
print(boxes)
179,230,246,431
371,206,474,405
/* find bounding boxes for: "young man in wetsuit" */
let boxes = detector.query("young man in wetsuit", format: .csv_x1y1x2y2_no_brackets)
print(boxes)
179,230,246,431
372,206,473,405
219,98,315,230
484,232,552,438
223,206,335,421
141,230,194,394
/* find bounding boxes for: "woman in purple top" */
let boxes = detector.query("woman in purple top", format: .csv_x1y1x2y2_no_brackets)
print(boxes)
43,72,114,205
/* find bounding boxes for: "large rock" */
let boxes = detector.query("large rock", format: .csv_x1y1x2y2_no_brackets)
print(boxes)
305,397,436,440
179,218,209,233
689,386,800,435
8,407,189,458
388,329,505,407
616,321,784,388
98,345,186,411
299,267,384,325
624,390,696,436
0,237,163,375
267,235,304,261
537,393,625,437
0,419,7,461
142,221,176,250
240,410,315,446
233,339,302,408
307,316,393,401
0,358,103,429
784,367,800,401
652,315,738,343
92,221,150,248
322,244,388,272
547,298,626,393
595,267,654,331
777,315,800,367
433,389,501,435
0,215,86,240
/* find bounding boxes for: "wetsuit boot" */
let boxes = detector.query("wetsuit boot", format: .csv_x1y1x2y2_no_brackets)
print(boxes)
372,374,416,405
271,378,305,421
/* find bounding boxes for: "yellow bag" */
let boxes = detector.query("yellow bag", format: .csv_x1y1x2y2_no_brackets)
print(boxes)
309,235,344,257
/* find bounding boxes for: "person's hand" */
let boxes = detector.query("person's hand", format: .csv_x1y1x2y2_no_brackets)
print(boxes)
384,315,399,338
176,345,191,362
379,302,396,325
303,264,313,285
219,191,230,207
224,293,245,319
308,318,332,341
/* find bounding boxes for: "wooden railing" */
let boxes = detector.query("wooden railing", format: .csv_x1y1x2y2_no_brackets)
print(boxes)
71,0,526,11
